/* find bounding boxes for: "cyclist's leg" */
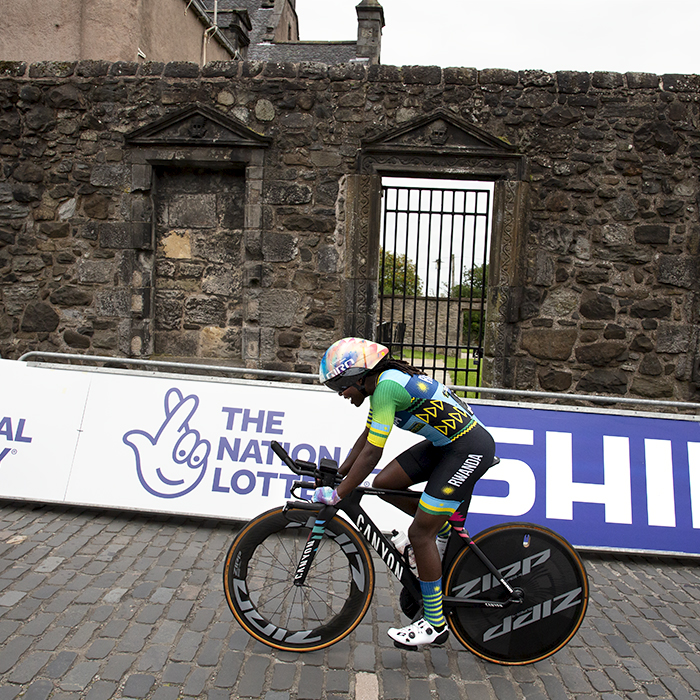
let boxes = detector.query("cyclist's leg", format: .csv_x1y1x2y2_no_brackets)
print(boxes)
408,508,449,581
373,440,433,516
387,443,458,647
389,426,496,647
372,459,418,515
388,506,451,648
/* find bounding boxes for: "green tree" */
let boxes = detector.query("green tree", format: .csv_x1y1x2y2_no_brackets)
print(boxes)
463,309,484,343
451,263,488,343
380,249,423,296
450,263,488,299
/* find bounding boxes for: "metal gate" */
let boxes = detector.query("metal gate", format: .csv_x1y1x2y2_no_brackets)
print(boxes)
377,181,492,390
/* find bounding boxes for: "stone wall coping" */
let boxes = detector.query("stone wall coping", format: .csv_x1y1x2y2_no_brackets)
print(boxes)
2,59,698,91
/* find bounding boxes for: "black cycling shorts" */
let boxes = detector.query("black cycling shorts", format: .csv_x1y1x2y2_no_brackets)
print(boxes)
396,422,495,517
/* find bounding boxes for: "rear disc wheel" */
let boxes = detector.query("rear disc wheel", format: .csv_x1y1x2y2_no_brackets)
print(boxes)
444,523,588,664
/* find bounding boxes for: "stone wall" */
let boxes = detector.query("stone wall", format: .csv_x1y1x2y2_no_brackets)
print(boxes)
0,59,698,403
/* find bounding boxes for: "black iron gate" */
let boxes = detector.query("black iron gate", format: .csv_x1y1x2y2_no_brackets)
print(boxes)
378,181,492,390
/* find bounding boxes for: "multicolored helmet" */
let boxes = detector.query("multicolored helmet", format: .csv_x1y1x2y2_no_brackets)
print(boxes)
319,337,389,392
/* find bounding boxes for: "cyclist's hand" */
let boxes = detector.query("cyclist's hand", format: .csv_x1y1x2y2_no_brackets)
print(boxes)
312,487,340,505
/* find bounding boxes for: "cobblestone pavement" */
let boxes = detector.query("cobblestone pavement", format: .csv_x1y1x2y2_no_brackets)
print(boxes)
1,500,699,700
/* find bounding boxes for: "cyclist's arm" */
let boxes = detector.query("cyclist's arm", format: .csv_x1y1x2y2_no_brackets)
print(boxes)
336,440,383,498
337,377,407,496
338,427,370,476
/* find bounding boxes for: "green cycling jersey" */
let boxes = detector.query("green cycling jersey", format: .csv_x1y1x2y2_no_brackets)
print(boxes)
366,369,478,449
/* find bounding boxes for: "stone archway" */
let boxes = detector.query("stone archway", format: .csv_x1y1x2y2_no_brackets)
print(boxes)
347,109,529,388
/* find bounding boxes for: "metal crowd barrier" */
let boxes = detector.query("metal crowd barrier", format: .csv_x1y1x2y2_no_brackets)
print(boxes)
17,351,700,414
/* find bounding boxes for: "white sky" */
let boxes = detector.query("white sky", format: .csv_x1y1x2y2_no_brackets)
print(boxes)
295,0,700,75
382,180,491,296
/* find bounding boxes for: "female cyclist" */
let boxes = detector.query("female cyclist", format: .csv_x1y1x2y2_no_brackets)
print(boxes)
314,337,495,649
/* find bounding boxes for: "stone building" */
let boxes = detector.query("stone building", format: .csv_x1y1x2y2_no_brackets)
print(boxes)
0,0,384,66
0,57,698,404
1,0,237,65
236,0,384,65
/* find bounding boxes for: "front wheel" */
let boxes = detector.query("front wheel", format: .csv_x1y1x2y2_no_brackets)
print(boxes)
223,506,375,652
444,522,588,665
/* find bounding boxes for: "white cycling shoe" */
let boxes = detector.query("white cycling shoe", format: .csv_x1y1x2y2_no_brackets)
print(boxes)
388,617,449,649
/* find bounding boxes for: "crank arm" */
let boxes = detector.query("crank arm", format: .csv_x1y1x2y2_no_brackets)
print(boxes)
443,588,524,609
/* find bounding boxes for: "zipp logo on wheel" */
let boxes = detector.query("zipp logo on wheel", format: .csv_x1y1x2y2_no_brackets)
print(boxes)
451,549,551,599
231,577,323,646
483,587,584,642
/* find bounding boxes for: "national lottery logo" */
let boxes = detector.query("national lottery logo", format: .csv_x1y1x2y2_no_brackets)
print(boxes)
123,388,211,499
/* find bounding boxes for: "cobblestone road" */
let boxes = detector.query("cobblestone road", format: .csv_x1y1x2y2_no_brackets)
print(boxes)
0,500,699,700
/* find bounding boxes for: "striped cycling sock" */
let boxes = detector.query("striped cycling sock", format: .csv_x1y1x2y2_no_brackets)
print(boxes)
420,578,446,630
437,522,451,539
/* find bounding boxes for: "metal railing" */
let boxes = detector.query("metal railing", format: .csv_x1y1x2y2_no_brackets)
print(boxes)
379,183,491,388
453,385,700,413
18,351,314,382
18,351,700,414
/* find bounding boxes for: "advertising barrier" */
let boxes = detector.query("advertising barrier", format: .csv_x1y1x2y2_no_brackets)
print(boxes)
1,358,699,556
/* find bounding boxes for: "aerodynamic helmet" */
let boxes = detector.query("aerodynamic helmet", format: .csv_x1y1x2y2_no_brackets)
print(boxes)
319,337,389,392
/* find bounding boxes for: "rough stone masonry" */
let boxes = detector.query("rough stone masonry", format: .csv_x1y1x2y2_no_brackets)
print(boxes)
0,59,698,405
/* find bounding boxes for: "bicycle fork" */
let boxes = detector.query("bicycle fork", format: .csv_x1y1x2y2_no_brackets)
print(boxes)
292,504,338,587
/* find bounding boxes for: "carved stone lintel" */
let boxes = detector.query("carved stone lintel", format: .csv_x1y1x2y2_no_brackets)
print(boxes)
359,108,526,180
126,103,272,148
358,152,524,180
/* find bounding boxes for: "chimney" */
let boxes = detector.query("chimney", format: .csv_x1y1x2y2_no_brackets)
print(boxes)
220,10,252,59
356,0,385,65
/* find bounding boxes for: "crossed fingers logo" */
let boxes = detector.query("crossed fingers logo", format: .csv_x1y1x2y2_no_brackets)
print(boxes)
123,388,211,499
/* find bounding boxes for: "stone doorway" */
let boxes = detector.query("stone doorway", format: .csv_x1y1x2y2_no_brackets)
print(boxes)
349,109,528,389
124,103,270,363
153,166,246,361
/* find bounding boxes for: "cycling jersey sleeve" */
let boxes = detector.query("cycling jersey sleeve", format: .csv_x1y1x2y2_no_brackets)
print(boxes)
366,377,412,448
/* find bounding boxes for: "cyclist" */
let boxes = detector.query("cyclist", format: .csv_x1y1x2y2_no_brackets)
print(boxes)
314,337,495,649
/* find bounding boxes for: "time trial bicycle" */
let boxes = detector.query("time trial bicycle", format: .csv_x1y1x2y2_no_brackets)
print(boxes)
223,441,589,664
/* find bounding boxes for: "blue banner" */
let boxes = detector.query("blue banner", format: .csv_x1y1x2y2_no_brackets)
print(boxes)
466,404,700,556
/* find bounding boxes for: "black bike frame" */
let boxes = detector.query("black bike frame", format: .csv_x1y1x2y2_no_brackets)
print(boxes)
286,485,522,611
270,439,520,612
442,510,522,609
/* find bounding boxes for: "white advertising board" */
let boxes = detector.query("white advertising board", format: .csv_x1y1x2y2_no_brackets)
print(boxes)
0,361,90,502
2,358,700,555
0,359,418,532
